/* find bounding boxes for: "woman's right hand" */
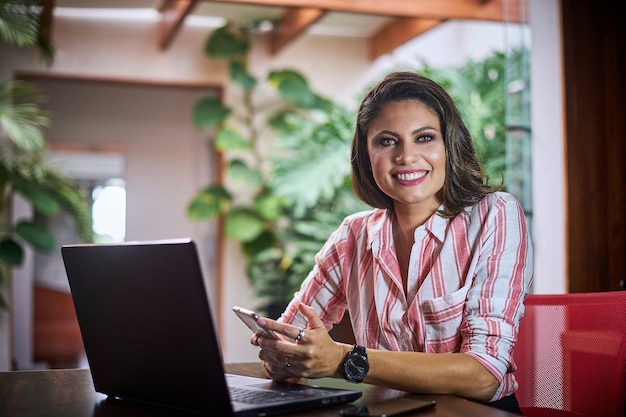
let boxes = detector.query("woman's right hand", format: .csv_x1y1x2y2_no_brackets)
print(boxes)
251,303,348,382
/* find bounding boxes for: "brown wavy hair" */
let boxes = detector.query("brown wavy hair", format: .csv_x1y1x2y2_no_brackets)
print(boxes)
351,71,499,217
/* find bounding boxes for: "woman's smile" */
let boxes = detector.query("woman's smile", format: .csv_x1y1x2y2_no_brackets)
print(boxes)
393,169,428,185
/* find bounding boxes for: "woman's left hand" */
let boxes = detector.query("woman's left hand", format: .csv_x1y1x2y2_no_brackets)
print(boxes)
251,303,348,381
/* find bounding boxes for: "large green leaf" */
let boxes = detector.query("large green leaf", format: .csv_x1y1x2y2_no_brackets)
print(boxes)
214,126,252,152
270,125,352,214
267,110,297,133
192,96,231,129
204,24,250,58
242,230,276,259
268,70,317,108
225,208,264,242
227,159,263,187
15,220,55,252
230,61,256,91
187,184,232,220
16,186,60,215
0,237,24,265
252,190,284,222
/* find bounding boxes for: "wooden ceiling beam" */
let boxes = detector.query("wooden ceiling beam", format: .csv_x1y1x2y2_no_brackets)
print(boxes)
158,0,200,50
198,0,529,57
203,0,527,23
270,7,325,55
370,18,443,60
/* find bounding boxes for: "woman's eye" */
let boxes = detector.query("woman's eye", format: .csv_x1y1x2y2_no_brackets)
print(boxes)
416,134,435,143
380,137,396,146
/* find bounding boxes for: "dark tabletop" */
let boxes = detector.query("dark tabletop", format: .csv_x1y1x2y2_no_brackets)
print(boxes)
0,363,520,417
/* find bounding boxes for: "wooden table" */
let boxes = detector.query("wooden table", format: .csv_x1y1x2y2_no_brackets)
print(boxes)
0,363,520,416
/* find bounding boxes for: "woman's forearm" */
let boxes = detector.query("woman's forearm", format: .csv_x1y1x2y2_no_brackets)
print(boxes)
348,347,499,402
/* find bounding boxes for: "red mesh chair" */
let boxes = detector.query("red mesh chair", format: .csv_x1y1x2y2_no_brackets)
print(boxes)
513,291,626,417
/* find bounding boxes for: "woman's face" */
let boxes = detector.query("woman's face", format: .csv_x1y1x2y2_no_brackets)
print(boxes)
367,100,446,213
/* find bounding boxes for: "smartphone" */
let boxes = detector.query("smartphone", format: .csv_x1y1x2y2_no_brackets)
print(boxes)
232,306,278,339
340,397,436,417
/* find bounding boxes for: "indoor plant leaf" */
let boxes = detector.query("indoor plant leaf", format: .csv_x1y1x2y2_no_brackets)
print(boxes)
224,208,264,242
267,110,298,133
192,96,231,129
0,0,40,47
0,80,49,152
0,237,24,265
187,184,232,220
252,190,284,222
16,186,60,216
242,230,277,259
15,220,55,253
204,24,250,58
268,70,317,108
229,61,257,91
227,159,263,186
270,136,351,214
214,126,252,152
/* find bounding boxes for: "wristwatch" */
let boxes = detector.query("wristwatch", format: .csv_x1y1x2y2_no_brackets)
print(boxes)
343,345,369,383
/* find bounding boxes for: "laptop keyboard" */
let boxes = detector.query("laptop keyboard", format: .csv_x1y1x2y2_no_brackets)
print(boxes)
230,386,312,404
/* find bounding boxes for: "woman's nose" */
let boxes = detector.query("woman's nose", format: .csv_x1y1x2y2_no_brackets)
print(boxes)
395,144,416,164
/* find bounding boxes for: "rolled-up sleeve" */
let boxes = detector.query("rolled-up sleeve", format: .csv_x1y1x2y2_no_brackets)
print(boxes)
461,194,533,400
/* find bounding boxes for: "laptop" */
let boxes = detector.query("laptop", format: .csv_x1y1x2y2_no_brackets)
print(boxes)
62,239,362,417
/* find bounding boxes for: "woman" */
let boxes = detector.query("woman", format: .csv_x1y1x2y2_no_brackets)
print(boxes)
251,71,533,414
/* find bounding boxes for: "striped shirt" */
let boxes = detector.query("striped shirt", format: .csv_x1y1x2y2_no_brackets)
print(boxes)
280,191,533,401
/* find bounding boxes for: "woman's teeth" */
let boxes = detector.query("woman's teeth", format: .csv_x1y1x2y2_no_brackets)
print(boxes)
396,171,426,181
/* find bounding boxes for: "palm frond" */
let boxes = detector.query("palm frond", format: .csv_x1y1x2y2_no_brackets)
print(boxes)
0,80,49,153
0,0,42,48
0,145,93,243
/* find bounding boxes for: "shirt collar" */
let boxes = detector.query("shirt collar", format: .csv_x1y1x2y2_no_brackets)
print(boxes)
367,207,449,251
423,207,448,243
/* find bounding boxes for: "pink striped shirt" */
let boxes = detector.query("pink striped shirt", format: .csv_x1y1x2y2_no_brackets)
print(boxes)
280,192,533,401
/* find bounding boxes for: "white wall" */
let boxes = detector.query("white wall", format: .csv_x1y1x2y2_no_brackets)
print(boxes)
1,5,566,368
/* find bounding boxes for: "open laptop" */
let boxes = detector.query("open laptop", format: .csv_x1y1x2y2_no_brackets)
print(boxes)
62,239,362,417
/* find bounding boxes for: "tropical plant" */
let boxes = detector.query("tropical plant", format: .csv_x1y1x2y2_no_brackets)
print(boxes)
187,24,368,314
0,0,92,308
418,46,531,196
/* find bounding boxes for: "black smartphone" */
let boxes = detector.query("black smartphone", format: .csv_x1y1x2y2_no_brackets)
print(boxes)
232,306,279,339
340,397,436,417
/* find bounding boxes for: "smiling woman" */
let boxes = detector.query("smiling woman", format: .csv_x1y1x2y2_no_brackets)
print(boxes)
252,72,533,415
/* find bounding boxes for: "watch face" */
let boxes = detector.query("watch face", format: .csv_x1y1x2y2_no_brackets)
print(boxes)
345,353,368,381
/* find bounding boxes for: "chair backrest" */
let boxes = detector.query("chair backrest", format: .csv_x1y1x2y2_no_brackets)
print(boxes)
514,291,626,417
